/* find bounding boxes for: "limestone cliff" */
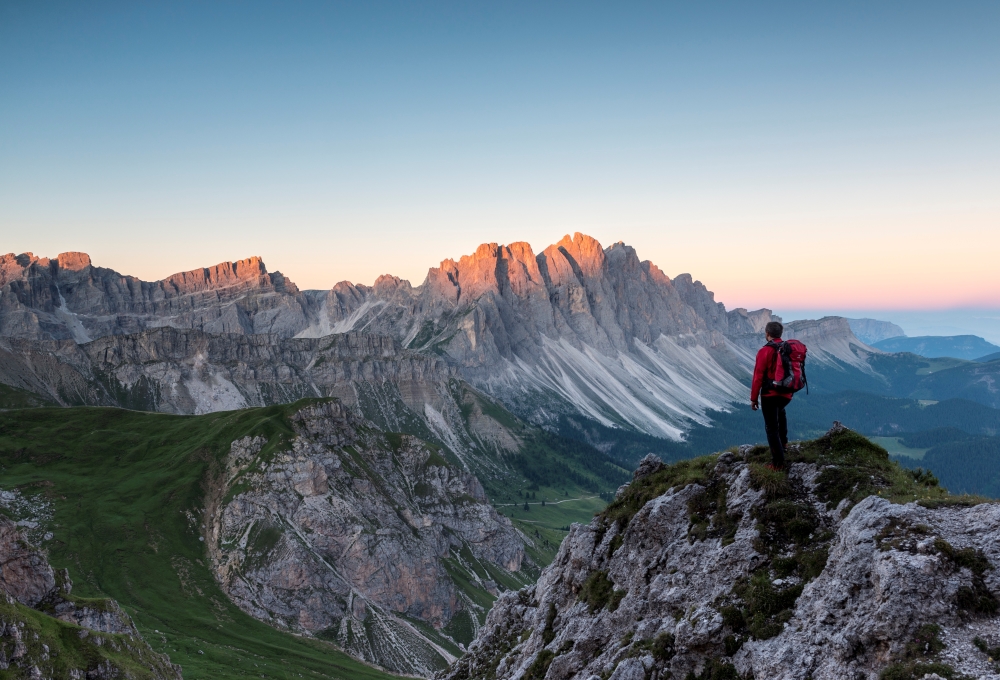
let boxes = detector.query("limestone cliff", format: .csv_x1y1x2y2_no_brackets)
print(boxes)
205,400,531,676
0,252,304,342
441,426,1000,680
299,235,768,439
848,318,907,346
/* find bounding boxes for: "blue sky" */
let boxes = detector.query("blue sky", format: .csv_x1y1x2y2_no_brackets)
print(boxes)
2,2,998,314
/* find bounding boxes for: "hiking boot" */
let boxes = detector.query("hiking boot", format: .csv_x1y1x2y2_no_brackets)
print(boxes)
765,463,785,472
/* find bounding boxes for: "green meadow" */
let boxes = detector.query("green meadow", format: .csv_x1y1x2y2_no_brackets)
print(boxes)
0,403,398,680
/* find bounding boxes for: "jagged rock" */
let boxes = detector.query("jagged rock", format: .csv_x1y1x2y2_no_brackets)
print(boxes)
440,427,1000,680
632,454,664,480
206,400,528,677
0,518,55,607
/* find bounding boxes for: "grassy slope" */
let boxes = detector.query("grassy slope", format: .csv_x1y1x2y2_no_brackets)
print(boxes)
0,596,180,680
0,403,397,680
0,383,52,409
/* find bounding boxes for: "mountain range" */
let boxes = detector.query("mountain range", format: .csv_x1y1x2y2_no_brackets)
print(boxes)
0,235,883,439
5,236,1000,441
3,235,1000,678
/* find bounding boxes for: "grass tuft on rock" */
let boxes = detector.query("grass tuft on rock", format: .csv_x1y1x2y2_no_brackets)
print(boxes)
578,570,626,613
684,658,740,680
600,454,717,530
879,623,963,679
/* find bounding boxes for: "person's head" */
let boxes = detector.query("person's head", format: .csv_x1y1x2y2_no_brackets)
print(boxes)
765,321,783,341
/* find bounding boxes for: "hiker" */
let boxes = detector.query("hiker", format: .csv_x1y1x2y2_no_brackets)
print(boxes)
751,321,808,470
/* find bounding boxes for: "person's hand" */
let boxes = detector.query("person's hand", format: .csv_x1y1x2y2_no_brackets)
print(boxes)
751,400,759,411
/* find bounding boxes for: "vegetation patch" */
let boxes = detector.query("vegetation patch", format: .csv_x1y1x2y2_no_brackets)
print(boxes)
879,624,964,679
600,454,717,531
687,480,739,545
724,572,803,641
973,636,1000,667
934,539,998,615
629,632,676,662
579,570,626,613
541,602,557,644
523,649,555,680
684,658,740,680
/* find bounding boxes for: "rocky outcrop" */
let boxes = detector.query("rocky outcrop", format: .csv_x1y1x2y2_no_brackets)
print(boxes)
0,519,55,608
0,517,181,678
206,400,530,676
441,427,1000,680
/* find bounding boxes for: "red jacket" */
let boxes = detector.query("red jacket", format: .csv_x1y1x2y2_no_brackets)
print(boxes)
751,341,792,402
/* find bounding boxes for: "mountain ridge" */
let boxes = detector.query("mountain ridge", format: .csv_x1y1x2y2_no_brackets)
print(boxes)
1,235,784,439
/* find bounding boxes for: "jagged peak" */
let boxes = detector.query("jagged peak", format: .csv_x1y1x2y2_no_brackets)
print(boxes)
552,232,607,275
56,252,92,271
373,273,411,293
161,256,274,290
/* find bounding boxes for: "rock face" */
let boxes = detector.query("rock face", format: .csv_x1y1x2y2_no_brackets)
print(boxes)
785,316,881,372
441,427,1000,680
206,400,531,676
299,235,772,439
0,252,305,342
0,328,457,416
0,516,181,678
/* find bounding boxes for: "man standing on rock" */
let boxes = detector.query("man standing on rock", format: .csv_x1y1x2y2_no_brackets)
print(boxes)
751,321,793,471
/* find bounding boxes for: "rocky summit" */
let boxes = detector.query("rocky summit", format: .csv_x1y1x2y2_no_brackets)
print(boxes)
441,425,1000,680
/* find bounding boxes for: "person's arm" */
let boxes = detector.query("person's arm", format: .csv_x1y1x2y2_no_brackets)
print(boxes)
750,346,769,408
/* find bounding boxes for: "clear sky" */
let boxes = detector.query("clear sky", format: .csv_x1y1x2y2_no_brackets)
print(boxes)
2,2,998,313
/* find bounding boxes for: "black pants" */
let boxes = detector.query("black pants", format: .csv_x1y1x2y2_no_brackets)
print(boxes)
761,395,790,467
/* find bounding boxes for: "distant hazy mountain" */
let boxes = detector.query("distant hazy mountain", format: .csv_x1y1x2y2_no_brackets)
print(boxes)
846,317,906,344
977,351,1000,363
872,334,1000,360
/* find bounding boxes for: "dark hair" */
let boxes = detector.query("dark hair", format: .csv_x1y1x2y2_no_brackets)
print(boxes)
765,321,783,338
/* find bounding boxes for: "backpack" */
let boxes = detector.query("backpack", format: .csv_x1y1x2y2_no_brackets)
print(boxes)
767,339,808,394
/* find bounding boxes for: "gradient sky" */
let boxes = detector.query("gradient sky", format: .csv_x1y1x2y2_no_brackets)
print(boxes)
2,2,998,314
